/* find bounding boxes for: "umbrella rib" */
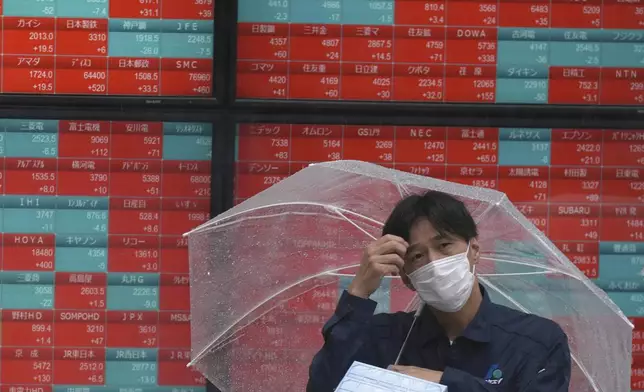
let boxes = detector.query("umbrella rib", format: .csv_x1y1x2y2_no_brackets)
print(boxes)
479,276,602,392
481,256,584,280
184,201,385,236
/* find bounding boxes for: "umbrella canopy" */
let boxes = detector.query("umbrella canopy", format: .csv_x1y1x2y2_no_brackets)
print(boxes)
186,160,632,392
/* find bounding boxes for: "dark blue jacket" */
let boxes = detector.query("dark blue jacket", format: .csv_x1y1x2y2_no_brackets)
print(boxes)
307,286,571,391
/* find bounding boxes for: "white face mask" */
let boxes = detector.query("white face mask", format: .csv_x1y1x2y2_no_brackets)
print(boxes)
408,243,475,313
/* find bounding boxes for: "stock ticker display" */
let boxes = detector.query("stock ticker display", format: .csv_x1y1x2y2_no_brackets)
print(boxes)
235,123,644,390
237,0,644,104
0,0,214,97
0,119,212,391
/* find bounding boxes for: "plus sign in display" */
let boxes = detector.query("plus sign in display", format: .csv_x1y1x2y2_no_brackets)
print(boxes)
234,123,644,391
236,0,644,104
0,0,214,97
0,118,212,392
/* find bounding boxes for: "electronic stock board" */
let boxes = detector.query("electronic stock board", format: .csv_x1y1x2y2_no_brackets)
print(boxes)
236,0,644,105
0,117,213,392
234,122,644,391
0,0,215,99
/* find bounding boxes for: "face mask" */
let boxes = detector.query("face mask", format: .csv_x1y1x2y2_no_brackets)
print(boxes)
408,243,475,313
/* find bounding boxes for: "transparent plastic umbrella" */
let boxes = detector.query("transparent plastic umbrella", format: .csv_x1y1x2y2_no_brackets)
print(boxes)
186,160,632,392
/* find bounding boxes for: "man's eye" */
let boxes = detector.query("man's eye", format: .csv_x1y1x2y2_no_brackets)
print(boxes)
414,253,423,260
439,243,451,249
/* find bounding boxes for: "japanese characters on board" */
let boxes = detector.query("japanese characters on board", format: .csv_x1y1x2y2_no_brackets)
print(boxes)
0,118,212,392
234,122,644,391
237,0,644,105
0,0,214,97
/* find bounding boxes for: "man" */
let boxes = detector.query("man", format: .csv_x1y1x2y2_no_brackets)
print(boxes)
307,190,571,391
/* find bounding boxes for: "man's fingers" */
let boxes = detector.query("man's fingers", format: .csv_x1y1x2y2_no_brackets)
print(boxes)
373,240,408,258
371,254,404,270
375,263,400,277
379,234,409,247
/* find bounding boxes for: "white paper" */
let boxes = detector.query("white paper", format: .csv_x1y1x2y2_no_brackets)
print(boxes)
336,361,448,392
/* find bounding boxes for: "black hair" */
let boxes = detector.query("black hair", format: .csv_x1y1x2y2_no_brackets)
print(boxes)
382,190,478,242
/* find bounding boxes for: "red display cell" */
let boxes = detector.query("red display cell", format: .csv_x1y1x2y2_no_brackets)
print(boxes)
53,347,105,385
57,159,110,196
446,165,498,189
158,349,206,386
514,203,549,234
162,0,214,19
601,68,644,105
549,67,601,105
340,63,394,101
548,204,600,242
554,241,599,279
160,59,213,97
343,126,395,163
632,317,644,354
602,168,644,204
446,127,499,164
108,198,161,236
550,167,602,204
237,23,289,60
237,61,288,99
3,234,55,272
551,0,602,28
1,347,53,384
235,162,290,199
393,27,446,64
108,234,160,272
107,58,162,96
106,311,158,348
288,62,342,100
235,320,324,351
162,160,211,198
393,64,445,102
3,18,55,55
5,158,57,195
290,24,342,62
237,123,290,162
499,0,549,27
342,25,394,63
54,273,107,310
445,0,498,26
3,55,55,94
160,274,190,311
109,160,163,197
110,122,163,158
395,0,446,25
290,124,343,162
603,130,644,166
602,205,644,242
160,236,189,274
550,129,603,166
394,127,447,164
56,19,108,56
160,199,209,236
444,65,496,102
55,56,108,95
633,354,644,390
159,311,191,348
445,27,497,65
54,310,106,347
58,120,110,157
110,0,160,18
2,310,53,347
604,0,644,29
498,166,549,203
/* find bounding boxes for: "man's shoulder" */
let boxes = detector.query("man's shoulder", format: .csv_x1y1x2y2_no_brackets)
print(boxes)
488,302,567,349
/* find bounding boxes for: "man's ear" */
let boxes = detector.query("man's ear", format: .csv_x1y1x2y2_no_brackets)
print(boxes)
401,273,416,291
470,237,480,265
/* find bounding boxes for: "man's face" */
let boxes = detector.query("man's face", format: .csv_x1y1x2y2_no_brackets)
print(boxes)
402,219,479,282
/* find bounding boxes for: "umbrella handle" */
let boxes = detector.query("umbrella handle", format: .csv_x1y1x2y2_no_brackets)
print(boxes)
393,306,423,366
